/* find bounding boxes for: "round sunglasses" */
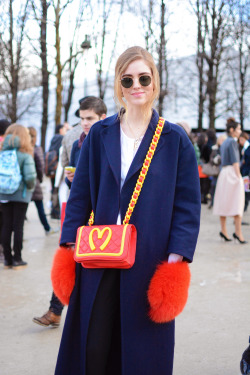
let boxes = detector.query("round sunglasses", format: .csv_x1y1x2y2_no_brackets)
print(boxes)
120,75,152,89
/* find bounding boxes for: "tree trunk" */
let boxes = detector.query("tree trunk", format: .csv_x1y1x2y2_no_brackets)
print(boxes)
207,62,216,129
157,0,167,116
198,72,204,131
40,0,49,150
239,39,245,130
196,0,206,131
9,0,17,123
55,0,62,125
64,70,74,122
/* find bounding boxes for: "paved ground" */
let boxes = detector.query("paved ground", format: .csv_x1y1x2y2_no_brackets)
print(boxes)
0,179,250,375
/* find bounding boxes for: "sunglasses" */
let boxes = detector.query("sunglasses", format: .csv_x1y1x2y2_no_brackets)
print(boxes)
120,75,152,88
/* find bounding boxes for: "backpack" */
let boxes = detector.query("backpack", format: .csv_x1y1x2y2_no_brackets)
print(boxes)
0,150,22,194
44,150,58,178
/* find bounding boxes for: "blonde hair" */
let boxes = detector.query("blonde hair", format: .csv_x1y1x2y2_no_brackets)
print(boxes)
114,46,160,119
28,126,37,147
5,124,33,155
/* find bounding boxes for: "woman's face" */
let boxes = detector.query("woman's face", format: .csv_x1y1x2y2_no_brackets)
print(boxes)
120,59,154,108
231,124,241,139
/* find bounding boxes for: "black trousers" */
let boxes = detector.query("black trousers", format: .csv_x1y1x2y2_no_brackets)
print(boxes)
86,269,121,375
49,291,64,316
1,201,28,263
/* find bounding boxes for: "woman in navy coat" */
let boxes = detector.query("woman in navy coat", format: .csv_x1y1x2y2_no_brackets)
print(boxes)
55,46,201,375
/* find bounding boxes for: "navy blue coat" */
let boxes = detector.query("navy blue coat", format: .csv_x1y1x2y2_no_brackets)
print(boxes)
56,110,201,375
241,145,250,177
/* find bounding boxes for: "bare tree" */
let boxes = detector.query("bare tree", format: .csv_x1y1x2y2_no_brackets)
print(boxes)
39,0,50,149
191,0,234,129
205,0,234,128
52,0,74,125
63,0,91,121
139,0,170,116
31,0,50,149
229,0,250,129
0,0,30,122
92,0,124,100
191,0,207,130
157,0,168,116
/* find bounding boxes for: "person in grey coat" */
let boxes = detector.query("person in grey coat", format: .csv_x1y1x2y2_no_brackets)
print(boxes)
0,124,36,268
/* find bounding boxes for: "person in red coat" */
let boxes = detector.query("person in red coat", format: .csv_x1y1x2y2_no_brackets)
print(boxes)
54,46,201,375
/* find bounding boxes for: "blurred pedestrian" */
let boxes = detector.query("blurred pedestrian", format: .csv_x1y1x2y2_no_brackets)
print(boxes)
213,118,246,244
0,124,36,268
239,132,250,212
47,124,67,188
60,97,88,169
208,134,227,208
0,119,10,149
198,132,210,203
28,127,57,235
47,124,67,219
0,119,11,261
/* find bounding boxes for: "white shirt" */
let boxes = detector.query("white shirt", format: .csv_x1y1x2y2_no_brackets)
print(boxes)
116,127,143,224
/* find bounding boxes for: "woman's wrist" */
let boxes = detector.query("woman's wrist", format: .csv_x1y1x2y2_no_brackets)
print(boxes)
168,253,183,263
61,243,75,249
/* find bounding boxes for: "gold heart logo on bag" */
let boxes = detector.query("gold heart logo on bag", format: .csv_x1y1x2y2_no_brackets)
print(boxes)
75,224,132,258
89,227,112,251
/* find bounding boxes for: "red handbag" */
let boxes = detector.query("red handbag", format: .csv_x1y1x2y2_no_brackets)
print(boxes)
74,117,165,269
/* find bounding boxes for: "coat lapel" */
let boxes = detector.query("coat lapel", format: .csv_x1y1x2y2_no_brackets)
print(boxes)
101,116,121,187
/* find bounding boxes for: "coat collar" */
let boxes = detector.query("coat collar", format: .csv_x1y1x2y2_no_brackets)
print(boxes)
101,109,171,188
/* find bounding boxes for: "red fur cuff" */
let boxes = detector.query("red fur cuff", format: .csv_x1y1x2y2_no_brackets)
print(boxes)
147,261,191,323
51,247,76,305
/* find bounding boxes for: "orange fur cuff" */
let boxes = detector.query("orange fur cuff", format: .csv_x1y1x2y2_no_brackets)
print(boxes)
147,261,191,323
51,247,76,305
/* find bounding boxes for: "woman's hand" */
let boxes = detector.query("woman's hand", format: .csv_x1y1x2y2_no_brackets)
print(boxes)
168,253,183,263
232,162,241,178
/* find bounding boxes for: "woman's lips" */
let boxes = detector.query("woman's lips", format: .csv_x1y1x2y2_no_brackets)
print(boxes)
132,92,144,97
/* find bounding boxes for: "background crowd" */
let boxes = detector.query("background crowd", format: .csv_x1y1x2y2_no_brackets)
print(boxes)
0,104,249,269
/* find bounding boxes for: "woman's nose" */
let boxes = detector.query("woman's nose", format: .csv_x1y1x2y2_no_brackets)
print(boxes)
132,78,141,88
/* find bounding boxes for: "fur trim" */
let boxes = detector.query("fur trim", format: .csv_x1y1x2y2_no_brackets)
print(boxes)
147,261,191,323
51,247,75,305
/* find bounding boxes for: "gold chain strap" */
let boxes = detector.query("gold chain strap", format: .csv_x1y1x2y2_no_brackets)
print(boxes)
123,117,165,224
88,117,165,226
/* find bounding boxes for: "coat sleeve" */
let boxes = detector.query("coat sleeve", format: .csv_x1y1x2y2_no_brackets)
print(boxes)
61,137,69,168
60,135,92,245
64,141,78,189
167,136,201,262
23,154,37,190
34,146,44,183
